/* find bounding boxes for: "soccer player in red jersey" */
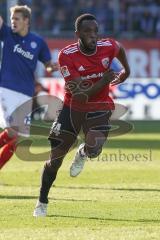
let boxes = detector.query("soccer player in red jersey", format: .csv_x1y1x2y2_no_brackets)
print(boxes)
33,13,130,217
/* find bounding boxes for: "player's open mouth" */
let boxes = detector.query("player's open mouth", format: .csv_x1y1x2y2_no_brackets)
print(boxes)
12,25,17,30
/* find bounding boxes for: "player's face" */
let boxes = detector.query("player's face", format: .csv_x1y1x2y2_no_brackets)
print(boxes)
77,20,99,54
10,12,29,35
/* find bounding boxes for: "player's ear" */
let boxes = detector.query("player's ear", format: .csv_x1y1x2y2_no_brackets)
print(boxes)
24,17,30,26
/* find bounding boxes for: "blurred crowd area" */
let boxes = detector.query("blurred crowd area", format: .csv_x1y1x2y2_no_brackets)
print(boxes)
1,0,160,38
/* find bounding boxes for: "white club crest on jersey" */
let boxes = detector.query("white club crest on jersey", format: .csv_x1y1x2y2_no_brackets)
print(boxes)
78,65,85,71
31,41,37,49
102,57,109,68
61,66,70,77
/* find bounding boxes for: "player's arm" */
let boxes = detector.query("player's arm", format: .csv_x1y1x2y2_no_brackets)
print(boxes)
0,16,3,29
44,60,59,73
66,70,116,102
39,39,59,73
111,42,130,86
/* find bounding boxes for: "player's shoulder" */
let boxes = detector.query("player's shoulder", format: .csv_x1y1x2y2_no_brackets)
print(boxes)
97,38,117,48
59,42,78,56
28,32,46,44
28,32,42,40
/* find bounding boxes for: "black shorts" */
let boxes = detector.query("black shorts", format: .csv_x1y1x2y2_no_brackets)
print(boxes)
48,104,112,144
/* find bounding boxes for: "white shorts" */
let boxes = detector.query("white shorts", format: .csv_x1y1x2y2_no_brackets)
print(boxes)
0,87,32,137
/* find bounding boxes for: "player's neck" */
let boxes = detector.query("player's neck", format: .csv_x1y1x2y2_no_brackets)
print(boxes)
78,41,97,56
18,28,29,37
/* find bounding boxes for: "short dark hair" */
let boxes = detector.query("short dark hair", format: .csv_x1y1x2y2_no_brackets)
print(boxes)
75,13,97,31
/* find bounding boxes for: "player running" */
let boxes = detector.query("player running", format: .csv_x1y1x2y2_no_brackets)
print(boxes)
0,5,58,169
33,13,130,217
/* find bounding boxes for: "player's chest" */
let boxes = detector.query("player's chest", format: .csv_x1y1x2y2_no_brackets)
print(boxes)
73,54,111,75
7,36,39,60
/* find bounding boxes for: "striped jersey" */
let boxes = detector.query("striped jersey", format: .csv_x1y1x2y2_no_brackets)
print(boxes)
59,38,120,111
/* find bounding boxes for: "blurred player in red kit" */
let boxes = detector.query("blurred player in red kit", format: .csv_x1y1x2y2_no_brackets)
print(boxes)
0,5,58,169
33,13,130,217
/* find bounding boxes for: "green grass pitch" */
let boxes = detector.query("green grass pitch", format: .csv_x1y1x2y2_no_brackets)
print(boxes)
0,121,160,240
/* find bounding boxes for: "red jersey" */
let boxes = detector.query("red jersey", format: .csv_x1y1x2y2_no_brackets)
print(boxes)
59,38,120,111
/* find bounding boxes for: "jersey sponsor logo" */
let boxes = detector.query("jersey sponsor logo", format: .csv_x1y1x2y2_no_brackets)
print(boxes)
13,44,34,60
102,57,109,68
30,41,37,49
61,66,70,77
81,72,103,80
78,65,85,71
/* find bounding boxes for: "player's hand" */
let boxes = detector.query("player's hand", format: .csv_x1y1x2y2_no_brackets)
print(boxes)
46,62,59,73
111,69,129,86
102,69,117,84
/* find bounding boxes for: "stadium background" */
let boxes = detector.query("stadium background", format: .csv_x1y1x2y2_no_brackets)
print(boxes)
0,1,160,240
1,0,160,121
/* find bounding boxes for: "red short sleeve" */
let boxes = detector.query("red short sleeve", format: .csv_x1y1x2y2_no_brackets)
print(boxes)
109,39,120,58
58,50,80,82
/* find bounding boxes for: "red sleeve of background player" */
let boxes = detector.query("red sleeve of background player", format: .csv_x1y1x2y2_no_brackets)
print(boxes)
58,50,80,82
